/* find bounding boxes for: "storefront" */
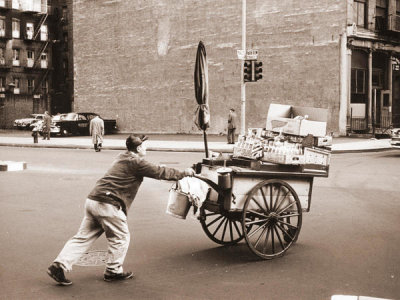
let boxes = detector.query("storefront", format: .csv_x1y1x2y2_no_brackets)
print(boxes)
347,38,400,134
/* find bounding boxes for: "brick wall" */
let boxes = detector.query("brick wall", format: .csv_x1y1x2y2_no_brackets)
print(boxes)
73,0,346,134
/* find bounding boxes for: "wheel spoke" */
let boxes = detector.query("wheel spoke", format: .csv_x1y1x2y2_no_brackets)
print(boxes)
212,217,226,236
206,215,224,228
271,225,275,254
254,222,269,248
272,184,282,211
247,222,267,238
276,201,296,215
245,218,268,226
276,222,294,242
273,225,285,250
274,190,291,212
276,219,298,229
229,220,233,241
269,184,274,210
262,226,271,253
221,218,228,241
277,213,301,219
247,209,268,219
259,186,270,212
251,197,267,214
233,220,242,236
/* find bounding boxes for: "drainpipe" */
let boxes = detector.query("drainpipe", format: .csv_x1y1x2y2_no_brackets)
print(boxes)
339,32,348,136
388,54,393,125
368,50,373,132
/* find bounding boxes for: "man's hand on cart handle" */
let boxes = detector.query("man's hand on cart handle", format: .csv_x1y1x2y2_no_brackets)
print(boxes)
184,168,195,177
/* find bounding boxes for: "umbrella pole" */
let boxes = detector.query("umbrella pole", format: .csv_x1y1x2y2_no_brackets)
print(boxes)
203,130,209,158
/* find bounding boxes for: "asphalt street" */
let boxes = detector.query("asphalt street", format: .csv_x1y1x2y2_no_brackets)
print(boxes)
0,147,399,300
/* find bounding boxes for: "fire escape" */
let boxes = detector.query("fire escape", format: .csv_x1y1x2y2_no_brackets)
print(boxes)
32,11,49,95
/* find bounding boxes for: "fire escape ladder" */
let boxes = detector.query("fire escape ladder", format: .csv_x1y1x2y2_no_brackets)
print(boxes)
33,13,48,41
33,69,49,95
33,41,49,68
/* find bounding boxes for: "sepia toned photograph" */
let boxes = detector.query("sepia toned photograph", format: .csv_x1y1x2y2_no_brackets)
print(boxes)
0,1,399,299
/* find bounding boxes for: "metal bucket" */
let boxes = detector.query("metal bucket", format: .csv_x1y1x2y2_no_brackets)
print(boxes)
166,184,191,219
217,167,232,189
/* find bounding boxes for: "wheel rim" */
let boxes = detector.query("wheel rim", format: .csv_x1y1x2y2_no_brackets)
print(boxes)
242,180,302,259
200,207,244,245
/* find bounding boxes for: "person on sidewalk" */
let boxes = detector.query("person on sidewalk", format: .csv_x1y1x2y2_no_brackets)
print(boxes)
47,134,195,285
89,115,105,152
42,111,51,140
227,108,237,144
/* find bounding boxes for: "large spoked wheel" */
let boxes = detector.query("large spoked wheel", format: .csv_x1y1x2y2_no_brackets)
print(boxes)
200,207,245,246
242,179,302,259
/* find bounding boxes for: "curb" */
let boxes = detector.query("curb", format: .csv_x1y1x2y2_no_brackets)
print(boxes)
0,142,394,153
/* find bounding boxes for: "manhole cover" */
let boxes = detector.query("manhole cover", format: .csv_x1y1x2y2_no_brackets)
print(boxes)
76,250,108,266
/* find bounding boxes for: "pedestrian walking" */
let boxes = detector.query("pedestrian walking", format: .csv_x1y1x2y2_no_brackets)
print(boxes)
89,115,105,152
227,108,237,144
32,124,39,143
42,111,51,140
47,134,195,285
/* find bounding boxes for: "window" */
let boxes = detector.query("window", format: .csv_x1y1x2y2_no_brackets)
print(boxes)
12,0,20,10
351,68,366,94
27,50,34,67
27,79,34,94
41,52,47,68
397,0,400,14
13,77,20,94
0,48,4,65
62,6,68,22
26,23,34,39
372,69,383,88
12,19,20,38
353,0,366,28
0,17,5,37
0,77,5,92
376,0,387,30
40,24,48,41
41,79,47,94
12,48,20,66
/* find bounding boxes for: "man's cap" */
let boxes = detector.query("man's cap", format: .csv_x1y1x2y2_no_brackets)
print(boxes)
126,134,148,149
230,108,235,112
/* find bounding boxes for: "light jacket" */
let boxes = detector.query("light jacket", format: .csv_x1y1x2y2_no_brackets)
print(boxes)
87,151,187,214
90,116,104,144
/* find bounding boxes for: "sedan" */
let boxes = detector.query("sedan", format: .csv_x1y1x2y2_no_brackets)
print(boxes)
390,128,400,148
13,114,45,130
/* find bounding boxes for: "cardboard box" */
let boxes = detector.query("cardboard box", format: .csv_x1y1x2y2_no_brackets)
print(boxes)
266,103,328,137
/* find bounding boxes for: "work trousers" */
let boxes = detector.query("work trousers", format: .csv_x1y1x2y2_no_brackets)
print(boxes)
54,198,130,274
227,128,236,144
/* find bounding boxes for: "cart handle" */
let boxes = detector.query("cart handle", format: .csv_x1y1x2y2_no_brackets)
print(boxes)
194,174,225,195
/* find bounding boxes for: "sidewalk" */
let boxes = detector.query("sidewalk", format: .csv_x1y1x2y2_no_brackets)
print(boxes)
0,130,392,153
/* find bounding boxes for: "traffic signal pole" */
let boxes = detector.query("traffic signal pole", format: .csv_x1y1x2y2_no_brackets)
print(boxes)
241,0,246,136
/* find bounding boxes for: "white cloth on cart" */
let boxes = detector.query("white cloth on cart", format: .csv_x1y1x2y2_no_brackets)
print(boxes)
178,177,210,214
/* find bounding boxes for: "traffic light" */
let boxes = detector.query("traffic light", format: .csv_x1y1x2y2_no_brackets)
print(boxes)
254,61,262,81
243,60,252,82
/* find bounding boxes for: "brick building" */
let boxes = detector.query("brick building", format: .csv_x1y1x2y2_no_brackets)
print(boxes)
72,0,400,136
0,0,73,129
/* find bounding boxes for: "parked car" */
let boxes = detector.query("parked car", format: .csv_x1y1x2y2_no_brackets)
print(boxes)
33,113,68,136
13,114,45,130
51,112,118,136
390,128,400,148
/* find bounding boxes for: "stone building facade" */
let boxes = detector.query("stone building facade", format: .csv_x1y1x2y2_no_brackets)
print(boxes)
0,0,73,129
72,0,400,135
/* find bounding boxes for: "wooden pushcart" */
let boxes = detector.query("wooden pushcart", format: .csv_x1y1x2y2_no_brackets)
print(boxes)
193,157,329,260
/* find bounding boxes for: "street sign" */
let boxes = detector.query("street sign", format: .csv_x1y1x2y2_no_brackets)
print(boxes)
237,49,259,60
246,49,258,60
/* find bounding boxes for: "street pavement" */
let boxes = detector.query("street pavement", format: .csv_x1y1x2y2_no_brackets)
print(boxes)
0,130,393,153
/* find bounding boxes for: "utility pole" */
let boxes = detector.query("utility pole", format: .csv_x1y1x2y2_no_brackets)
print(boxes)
241,0,246,135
